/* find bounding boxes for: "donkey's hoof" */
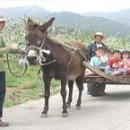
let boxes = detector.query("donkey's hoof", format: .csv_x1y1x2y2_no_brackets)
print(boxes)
76,105,81,110
66,103,71,108
62,112,68,117
41,112,48,118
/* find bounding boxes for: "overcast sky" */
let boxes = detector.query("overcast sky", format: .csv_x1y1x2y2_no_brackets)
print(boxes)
0,0,130,13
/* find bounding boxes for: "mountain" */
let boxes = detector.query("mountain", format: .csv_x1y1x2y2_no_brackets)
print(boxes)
1,6,130,35
83,8,130,27
47,12,130,36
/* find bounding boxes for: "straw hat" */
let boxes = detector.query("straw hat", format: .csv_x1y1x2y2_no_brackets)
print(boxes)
94,32,104,38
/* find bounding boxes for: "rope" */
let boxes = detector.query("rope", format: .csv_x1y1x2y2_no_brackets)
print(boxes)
6,53,28,77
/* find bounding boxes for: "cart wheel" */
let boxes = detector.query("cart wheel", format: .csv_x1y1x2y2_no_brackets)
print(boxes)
87,82,106,97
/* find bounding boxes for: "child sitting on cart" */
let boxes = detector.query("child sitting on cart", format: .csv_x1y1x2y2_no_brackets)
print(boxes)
120,50,130,75
85,47,108,76
105,50,125,75
105,49,114,61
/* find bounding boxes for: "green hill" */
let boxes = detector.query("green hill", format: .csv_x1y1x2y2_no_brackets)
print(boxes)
83,8,130,27
47,12,130,36
1,6,130,36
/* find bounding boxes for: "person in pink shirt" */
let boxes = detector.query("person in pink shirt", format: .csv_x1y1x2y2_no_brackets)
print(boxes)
121,50,130,75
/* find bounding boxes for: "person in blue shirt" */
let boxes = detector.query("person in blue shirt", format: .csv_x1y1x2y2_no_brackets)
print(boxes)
85,47,108,76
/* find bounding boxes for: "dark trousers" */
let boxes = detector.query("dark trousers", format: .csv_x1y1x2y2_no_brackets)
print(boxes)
0,71,6,118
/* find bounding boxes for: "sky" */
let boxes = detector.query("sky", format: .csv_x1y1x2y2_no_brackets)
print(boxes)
0,0,130,13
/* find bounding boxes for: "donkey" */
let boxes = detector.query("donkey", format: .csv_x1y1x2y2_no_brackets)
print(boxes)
25,17,88,117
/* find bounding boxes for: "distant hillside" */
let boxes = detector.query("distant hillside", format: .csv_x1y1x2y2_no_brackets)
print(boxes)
47,12,130,35
83,8,130,27
1,6,130,35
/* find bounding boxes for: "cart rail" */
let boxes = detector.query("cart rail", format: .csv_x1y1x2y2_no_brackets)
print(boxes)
84,75,130,85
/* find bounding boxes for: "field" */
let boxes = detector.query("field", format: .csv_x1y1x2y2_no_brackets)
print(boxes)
5,65,60,107
3,16,130,107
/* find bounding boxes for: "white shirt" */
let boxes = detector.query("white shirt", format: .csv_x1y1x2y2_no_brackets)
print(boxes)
96,43,103,48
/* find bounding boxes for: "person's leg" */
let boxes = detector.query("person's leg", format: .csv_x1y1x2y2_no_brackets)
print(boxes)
104,67,114,74
111,71,120,75
0,71,9,127
126,69,130,75
85,69,96,76
0,71,6,118
111,68,126,76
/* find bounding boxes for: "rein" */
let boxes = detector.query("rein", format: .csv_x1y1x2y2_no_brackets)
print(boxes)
39,59,56,66
6,51,28,77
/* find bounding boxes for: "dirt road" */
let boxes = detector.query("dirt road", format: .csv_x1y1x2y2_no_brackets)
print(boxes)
2,84,130,130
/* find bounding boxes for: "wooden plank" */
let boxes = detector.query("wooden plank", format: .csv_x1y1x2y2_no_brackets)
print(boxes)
84,75,130,84
82,61,119,82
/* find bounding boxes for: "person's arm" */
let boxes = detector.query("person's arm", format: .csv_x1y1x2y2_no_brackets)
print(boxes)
105,45,108,50
0,34,19,55
87,45,91,60
126,60,130,67
122,59,130,68
0,35,11,55
100,55,108,63
108,60,113,68
102,43,108,51
87,44,95,60
0,46,10,55
90,57,95,66
0,44,18,55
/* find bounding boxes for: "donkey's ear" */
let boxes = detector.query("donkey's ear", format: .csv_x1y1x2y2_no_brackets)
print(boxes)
26,18,37,32
27,18,35,26
27,18,34,24
40,17,55,32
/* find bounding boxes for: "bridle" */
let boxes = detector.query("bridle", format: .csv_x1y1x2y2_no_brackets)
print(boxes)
26,39,56,66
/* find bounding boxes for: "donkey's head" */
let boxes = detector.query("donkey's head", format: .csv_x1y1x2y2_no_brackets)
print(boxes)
25,17,55,65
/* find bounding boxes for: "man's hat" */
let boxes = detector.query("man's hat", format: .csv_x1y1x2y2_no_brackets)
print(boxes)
95,32,104,38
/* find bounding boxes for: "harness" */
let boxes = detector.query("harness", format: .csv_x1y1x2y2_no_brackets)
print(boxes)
26,39,87,67
67,49,73,66
26,40,56,66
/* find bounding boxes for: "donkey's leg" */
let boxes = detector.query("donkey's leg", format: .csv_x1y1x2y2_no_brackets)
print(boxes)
66,80,74,108
75,74,84,109
41,76,52,117
61,78,68,117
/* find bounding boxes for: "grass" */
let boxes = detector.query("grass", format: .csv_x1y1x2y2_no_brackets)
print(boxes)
4,64,60,108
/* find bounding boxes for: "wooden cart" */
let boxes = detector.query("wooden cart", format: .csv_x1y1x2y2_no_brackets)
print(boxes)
82,61,130,97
